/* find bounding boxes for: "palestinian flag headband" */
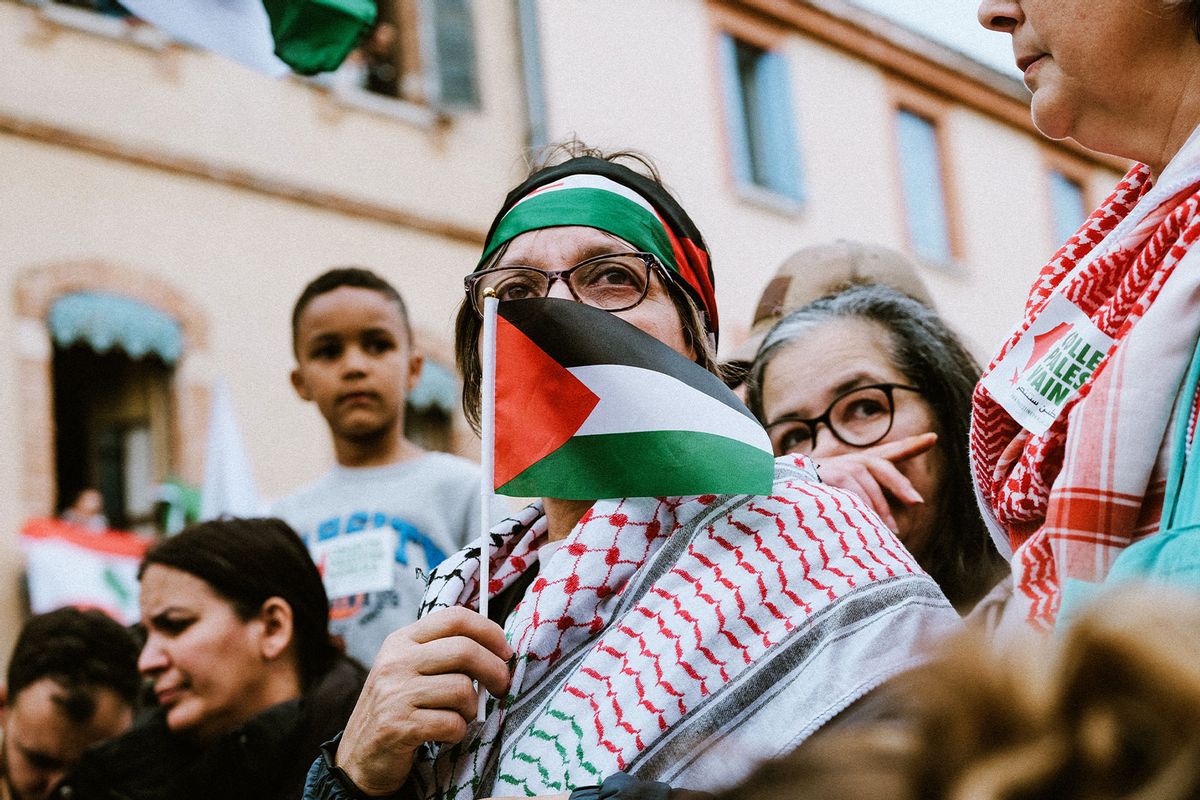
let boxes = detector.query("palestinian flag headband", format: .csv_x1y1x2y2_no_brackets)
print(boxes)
478,157,720,343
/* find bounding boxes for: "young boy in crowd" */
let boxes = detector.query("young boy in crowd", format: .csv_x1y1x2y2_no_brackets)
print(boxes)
273,267,496,667
0,608,140,800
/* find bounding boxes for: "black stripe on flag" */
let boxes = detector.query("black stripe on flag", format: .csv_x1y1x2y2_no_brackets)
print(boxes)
497,298,755,420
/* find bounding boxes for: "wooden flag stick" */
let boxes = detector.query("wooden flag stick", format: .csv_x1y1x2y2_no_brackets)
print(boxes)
477,289,499,721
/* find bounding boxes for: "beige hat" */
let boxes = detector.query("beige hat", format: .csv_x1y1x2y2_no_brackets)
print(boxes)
727,240,935,366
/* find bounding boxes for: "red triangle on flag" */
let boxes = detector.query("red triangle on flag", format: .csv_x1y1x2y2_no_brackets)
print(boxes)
494,314,599,489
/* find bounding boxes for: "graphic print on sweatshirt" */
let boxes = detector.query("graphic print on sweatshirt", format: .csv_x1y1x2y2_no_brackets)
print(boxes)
303,511,449,622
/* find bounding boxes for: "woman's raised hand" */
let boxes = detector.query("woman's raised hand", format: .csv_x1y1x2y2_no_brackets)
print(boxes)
813,432,937,532
335,606,514,796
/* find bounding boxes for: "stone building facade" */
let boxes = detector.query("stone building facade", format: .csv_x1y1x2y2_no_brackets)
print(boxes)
0,0,1123,657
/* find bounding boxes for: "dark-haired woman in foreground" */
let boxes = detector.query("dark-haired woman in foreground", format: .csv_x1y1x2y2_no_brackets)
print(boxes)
746,286,1007,612
59,518,365,800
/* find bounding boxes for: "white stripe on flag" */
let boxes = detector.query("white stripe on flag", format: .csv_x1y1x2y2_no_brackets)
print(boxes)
508,174,659,217
570,364,771,452
22,538,142,624
201,379,264,520
118,0,290,77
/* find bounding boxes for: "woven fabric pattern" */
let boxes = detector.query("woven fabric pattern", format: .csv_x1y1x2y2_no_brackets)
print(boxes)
971,135,1200,629
411,456,959,797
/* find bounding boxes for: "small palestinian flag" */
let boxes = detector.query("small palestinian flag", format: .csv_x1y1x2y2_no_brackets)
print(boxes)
492,298,773,500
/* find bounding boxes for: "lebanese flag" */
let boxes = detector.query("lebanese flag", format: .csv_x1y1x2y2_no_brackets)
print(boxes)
491,298,773,500
20,518,150,625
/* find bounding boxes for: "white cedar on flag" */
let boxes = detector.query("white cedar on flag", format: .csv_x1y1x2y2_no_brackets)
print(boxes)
201,379,264,520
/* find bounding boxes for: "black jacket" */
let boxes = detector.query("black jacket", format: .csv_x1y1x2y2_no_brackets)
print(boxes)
57,656,366,800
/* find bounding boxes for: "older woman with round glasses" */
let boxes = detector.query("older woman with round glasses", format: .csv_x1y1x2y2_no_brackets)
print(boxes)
762,382,922,457
747,285,1006,611
306,147,959,800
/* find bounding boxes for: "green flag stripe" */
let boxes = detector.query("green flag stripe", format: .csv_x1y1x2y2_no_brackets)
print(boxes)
263,0,376,75
496,430,774,500
480,188,677,272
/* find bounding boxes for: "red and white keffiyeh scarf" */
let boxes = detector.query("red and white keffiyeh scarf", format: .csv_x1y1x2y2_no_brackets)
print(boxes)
411,457,958,798
971,133,1200,630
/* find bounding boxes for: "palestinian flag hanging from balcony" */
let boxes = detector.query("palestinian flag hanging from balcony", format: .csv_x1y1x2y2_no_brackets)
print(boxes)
118,0,375,76
491,298,773,500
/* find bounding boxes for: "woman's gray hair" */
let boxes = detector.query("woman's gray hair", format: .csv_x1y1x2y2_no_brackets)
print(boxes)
745,284,1004,610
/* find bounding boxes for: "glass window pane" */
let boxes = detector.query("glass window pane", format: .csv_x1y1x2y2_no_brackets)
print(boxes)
1049,170,1087,245
433,0,479,107
720,36,804,201
754,49,805,201
734,40,770,187
896,109,952,263
718,34,751,186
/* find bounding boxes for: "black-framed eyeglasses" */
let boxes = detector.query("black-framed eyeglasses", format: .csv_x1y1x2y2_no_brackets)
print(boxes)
464,251,669,315
764,383,922,456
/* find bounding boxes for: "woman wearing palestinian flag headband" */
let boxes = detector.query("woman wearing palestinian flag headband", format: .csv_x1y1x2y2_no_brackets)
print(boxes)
971,0,1200,633
304,145,959,800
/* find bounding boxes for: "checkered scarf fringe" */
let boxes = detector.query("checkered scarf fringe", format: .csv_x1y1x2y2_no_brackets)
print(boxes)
409,457,958,798
971,160,1200,629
